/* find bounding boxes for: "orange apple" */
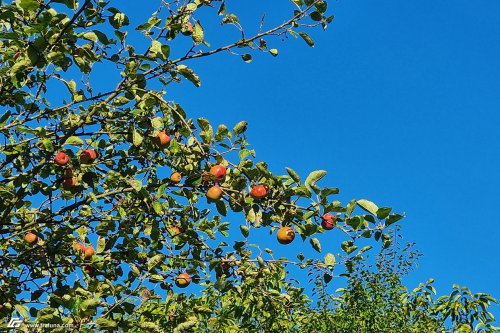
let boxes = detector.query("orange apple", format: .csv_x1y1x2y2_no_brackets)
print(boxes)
84,246,95,259
175,273,191,288
25,232,38,244
54,152,70,166
73,243,85,252
209,165,226,183
206,185,223,201
80,149,97,164
170,172,182,184
156,131,171,147
169,226,182,236
250,185,267,199
277,227,295,245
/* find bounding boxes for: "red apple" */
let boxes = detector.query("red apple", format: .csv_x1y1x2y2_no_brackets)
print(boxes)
80,149,97,164
250,185,267,199
209,165,226,182
62,177,77,189
321,213,336,230
54,152,70,166
83,265,94,275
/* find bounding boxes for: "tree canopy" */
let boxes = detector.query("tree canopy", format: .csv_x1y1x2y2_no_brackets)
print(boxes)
0,0,498,332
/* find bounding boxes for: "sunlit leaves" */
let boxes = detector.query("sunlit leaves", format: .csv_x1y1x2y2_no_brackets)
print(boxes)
305,170,327,189
356,199,378,216
310,237,321,252
233,121,248,136
176,65,201,87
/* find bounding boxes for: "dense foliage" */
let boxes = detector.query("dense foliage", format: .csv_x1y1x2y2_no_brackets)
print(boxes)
0,0,498,332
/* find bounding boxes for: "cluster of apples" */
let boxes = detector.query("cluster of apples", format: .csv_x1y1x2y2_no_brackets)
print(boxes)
203,164,299,245
73,243,96,275
54,148,97,189
205,165,270,201
73,242,95,259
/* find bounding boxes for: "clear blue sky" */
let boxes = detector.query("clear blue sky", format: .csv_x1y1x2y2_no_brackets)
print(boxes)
95,0,500,319
139,0,500,317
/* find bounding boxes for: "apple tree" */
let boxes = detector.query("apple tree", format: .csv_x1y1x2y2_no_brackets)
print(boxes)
1,0,497,332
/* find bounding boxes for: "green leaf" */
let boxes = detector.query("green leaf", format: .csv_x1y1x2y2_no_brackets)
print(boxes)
385,213,404,226
130,179,143,191
42,138,54,152
97,236,105,254
192,24,204,44
345,199,356,217
315,1,328,13
14,304,29,319
286,167,301,183
241,54,252,63
52,0,77,9
215,200,227,216
82,32,98,43
147,254,165,271
376,207,392,219
293,185,312,198
222,13,239,24
197,117,213,143
305,170,327,189
358,245,372,254
64,136,84,146
298,32,315,47
151,117,163,129
324,253,335,267
82,298,101,309
112,96,130,106
64,79,77,95
240,225,249,238
132,129,143,147
153,201,163,215
16,0,38,11
310,237,321,253
309,11,323,21
233,121,248,136
177,65,201,87
10,59,31,76
110,12,129,29
238,149,255,160
356,199,378,215
269,48,278,57
96,317,118,328
215,124,232,141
